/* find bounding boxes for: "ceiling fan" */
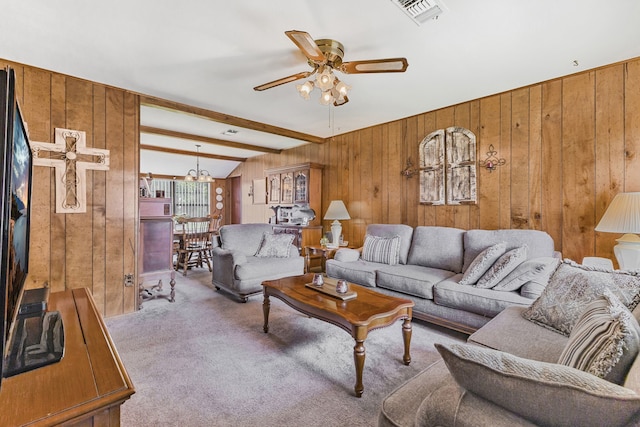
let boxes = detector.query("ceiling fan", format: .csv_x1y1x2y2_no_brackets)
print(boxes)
253,30,409,106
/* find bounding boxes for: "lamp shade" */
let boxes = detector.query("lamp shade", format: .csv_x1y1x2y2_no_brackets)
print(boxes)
324,200,351,220
595,192,640,233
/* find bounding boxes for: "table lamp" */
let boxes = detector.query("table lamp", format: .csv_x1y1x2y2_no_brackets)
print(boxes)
595,192,640,270
323,200,350,247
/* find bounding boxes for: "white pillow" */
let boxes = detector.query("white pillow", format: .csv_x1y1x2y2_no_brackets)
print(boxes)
333,248,360,263
475,245,528,289
458,242,507,286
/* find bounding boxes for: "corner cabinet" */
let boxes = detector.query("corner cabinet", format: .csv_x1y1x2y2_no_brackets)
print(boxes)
266,163,323,226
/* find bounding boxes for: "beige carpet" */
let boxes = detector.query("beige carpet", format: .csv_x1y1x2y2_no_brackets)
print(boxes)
106,269,465,427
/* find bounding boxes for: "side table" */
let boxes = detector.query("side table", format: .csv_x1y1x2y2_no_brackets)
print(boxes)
304,245,355,273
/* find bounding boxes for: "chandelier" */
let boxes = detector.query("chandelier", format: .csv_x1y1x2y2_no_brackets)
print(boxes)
296,65,351,106
184,145,214,182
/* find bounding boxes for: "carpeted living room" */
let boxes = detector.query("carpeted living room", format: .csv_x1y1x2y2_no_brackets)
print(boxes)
1,1,640,426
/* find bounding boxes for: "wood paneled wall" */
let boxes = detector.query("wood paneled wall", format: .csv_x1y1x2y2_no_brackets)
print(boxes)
234,57,640,266
2,60,139,316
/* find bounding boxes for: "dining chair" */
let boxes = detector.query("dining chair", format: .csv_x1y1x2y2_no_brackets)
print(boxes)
175,217,213,276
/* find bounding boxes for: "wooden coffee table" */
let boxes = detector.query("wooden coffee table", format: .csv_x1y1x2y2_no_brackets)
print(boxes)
262,273,414,397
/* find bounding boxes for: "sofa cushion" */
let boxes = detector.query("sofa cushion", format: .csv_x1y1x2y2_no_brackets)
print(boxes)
476,245,528,289
376,265,456,300
436,342,640,427
254,232,294,258
434,275,533,318
362,234,401,265
558,290,640,385
235,256,303,281
219,224,275,257
458,242,507,286
407,226,465,273
523,260,640,336
365,224,413,264
491,256,559,292
463,229,555,272
468,306,569,363
325,259,379,287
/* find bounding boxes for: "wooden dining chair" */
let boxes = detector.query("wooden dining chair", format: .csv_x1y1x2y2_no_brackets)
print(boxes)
175,217,213,276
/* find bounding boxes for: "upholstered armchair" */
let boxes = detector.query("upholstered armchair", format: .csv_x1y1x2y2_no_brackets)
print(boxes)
211,224,305,302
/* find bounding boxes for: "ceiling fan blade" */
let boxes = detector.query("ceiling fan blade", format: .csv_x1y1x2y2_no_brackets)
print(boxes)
340,58,409,74
285,30,326,64
253,71,313,91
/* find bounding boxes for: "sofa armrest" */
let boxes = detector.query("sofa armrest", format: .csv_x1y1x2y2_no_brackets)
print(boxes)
212,247,247,286
212,247,247,265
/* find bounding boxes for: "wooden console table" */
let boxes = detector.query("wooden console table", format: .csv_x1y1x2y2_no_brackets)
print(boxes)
0,288,134,426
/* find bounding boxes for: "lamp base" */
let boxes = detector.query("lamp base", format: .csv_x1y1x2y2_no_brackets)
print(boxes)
614,234,640,270
330,220,342,248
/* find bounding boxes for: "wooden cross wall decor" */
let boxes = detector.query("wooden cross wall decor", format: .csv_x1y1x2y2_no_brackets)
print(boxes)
31,128,110,213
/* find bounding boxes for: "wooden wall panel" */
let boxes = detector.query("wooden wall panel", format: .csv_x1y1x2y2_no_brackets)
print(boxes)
235,56,640,262
0,59,139,317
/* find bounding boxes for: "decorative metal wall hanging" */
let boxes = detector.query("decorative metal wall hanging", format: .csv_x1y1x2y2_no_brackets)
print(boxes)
479,144,506,172
31,128,110,213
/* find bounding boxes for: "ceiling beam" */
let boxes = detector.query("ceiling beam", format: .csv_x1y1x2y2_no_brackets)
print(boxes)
140,95,326,144
140,125,281,154
140,144,247,162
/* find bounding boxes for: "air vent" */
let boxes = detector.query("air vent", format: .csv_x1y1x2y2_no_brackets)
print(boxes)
391,0,447,25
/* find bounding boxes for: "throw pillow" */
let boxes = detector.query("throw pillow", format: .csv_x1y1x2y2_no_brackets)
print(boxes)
475,245,528,289
435,342,640,427
558,289,640,385
361,234,401,265
458,242,507,286
522,259,640,336
254,232,294,258
494,256,560,292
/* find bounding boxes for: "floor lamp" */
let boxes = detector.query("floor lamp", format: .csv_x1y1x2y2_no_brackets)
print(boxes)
323,200,350,248
595,192,640,270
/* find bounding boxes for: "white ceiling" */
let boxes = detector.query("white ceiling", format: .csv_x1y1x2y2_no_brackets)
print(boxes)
3,0,640,178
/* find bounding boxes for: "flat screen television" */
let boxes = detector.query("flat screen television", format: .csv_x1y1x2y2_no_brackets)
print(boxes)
0,67,63,389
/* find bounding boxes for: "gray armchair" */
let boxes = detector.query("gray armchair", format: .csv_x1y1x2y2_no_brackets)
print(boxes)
211,224,305,302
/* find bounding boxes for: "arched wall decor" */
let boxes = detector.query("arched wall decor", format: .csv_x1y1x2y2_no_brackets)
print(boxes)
419,126,476,205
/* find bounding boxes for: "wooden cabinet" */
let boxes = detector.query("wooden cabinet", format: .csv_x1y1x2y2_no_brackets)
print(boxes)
273,225,323,252
266,163,323,226
138,198,175,309
0,288,134,426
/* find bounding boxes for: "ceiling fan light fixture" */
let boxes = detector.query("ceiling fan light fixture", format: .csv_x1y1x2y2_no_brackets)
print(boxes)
316,66,336,91
335,80,350,97
296,81,314,99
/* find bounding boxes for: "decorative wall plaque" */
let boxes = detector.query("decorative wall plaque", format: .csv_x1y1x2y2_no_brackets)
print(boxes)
31,128,110,213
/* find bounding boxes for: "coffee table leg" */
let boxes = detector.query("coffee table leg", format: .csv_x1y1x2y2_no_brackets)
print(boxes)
353,339,366,397
263,293,270,333
402,317,412,365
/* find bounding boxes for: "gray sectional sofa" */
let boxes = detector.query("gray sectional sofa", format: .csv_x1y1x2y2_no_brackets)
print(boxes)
211,223,305,301
326,224,558,333
379,284,640,426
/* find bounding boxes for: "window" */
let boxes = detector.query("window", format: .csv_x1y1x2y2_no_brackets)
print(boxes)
149,179,211,217
419,126,477,205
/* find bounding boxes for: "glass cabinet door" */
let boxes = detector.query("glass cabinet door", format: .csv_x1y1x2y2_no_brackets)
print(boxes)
294,170,308,203
280,173,293,204
268,174,280,203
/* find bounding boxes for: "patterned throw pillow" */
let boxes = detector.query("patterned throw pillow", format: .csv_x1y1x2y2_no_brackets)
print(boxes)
522,260,640,336
254,232,294,258
362,234,401,265
435,342,640,427
494,256,560,292
475,245,528,289
458,242,507,286
558,289,640,385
